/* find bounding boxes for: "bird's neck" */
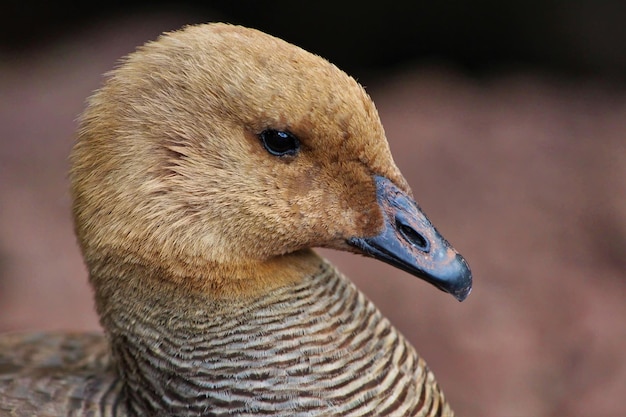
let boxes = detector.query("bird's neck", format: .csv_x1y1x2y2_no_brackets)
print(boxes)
90,250,446,417
92,252,380,416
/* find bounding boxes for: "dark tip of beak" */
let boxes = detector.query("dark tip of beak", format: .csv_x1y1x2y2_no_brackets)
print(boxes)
347,176,472,302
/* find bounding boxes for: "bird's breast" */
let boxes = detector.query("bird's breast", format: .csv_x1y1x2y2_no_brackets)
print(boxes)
104,261,449,416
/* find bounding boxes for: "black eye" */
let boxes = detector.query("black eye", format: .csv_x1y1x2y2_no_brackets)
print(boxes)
259,129,300,156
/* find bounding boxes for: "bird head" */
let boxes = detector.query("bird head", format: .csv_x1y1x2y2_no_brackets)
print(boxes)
71,23,471,301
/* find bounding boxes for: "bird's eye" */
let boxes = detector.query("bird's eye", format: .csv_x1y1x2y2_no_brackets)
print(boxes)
259,129,300,156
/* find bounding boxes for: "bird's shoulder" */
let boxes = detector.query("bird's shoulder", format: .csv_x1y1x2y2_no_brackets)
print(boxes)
0,332,125,417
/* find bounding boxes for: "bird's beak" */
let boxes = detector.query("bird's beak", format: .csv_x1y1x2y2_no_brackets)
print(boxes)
347,176,472,301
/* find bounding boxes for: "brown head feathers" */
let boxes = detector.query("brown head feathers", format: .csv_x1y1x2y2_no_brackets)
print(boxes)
71,23,407,298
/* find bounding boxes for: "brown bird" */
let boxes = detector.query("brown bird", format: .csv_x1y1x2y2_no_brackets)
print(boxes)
0,23,471,416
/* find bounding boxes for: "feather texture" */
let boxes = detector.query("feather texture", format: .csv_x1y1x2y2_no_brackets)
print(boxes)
1,261,451,416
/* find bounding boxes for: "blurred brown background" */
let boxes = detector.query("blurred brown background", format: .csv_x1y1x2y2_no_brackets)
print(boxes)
1,2,625,416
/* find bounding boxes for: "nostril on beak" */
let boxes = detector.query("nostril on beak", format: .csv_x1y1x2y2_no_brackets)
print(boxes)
396,218,430,253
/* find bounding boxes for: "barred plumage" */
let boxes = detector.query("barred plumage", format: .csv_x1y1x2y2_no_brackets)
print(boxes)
108,261,451,416
0,261,451,416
